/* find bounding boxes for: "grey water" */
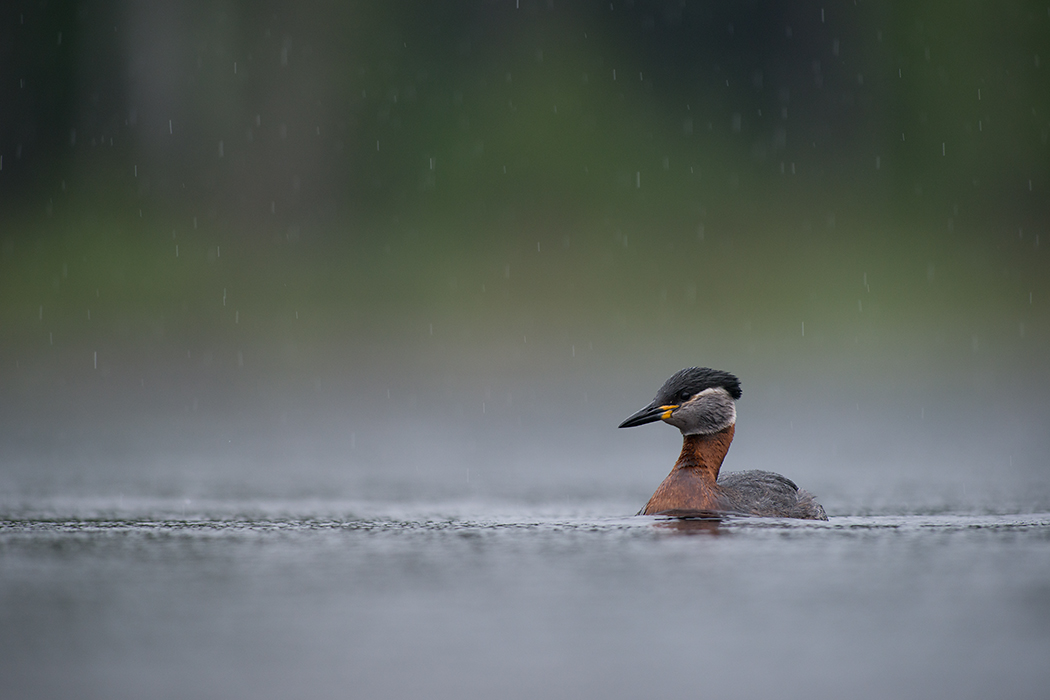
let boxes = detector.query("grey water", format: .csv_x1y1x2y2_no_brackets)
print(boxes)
3,496,1049,700
3,343,1049,700
3,374,1050,699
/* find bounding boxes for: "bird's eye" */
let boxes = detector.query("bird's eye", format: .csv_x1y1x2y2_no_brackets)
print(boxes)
678,390,692,402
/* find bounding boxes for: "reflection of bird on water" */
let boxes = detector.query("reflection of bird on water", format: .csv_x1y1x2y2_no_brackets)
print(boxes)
619,367,828,521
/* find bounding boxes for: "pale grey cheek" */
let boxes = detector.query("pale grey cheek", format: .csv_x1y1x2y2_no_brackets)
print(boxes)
667,396,735,435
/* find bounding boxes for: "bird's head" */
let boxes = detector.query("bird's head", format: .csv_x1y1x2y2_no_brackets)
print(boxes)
618,367,741,436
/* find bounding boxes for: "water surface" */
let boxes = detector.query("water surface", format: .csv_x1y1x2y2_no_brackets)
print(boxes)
3,499,1048,700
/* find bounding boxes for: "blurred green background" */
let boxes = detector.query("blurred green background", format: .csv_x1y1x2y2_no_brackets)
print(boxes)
1,1,1048,509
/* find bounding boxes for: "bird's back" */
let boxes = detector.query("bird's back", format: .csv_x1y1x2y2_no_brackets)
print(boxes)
717,469,828,520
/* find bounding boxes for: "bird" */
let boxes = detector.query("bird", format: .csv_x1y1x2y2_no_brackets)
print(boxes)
618,367,827,520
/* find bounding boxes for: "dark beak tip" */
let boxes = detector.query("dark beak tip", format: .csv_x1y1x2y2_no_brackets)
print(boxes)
618,403,666,429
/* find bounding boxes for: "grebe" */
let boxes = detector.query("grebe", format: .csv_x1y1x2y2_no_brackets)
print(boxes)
619,367,827,520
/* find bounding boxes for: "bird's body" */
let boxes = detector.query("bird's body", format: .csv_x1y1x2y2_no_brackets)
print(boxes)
620,367,827,521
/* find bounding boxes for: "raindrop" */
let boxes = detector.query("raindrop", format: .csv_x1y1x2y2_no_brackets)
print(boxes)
218,140,224,157
235,310,239,324
802,322,805,337
613,69,616,81
169,120,173,134
223,288,227,306
93,351,97,369
636,171,641,188
875,155,881,169
38,305,43,320
942,142,945,156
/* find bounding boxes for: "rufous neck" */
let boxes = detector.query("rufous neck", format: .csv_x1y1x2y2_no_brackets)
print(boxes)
674,424,735,480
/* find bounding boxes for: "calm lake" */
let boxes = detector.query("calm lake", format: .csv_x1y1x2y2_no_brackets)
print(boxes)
3,497,1048,700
